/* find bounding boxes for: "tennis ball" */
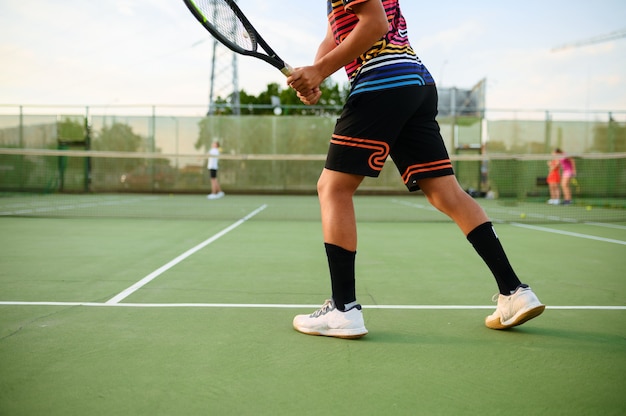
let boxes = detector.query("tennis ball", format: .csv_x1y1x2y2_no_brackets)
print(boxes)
520,213,526,219
586,205,592,211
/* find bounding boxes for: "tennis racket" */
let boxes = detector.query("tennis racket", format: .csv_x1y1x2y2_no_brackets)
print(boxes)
182,0,293,76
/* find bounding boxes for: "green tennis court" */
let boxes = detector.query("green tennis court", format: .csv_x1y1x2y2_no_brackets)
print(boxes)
1,194,625,415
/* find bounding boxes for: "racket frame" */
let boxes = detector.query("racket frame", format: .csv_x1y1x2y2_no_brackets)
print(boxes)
183,0,293,76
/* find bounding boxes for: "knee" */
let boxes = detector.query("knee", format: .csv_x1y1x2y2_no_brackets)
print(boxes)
420,177,461,208
317,170,362,200
316,173,342,200
423,190,451,212
316,173,327,195
424,185,471,214
316,174,331,200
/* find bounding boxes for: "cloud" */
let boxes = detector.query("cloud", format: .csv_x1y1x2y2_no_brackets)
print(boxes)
418,20,486,54
480,39,626,111
116,0,136,16
1,0,624,112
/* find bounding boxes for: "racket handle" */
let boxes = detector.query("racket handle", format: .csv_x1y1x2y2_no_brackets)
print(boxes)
281,63,294,77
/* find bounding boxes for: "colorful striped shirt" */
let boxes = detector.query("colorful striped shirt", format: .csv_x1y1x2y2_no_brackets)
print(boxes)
327,0,434,96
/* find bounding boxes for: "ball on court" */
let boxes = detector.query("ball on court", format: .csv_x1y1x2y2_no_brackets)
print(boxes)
586,205,592,211
520,213,526,219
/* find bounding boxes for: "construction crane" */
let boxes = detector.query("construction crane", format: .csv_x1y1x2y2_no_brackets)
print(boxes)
552,28,626,52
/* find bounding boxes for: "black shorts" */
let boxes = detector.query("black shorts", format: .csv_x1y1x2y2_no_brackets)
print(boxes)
209,169,218,179
325,85,453,191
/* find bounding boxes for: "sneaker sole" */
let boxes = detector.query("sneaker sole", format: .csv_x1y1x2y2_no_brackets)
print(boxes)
293,326,368,339
486,304,546,330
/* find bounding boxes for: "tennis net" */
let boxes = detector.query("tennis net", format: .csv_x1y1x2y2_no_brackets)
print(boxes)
0,148,624,222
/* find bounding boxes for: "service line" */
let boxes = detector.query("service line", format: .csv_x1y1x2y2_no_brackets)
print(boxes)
105,204,268,304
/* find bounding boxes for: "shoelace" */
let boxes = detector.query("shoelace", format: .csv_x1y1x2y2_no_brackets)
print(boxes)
310,299,335,318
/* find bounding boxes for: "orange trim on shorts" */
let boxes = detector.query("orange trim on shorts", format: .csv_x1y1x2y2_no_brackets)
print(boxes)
330,134,390,171
401,159,453,184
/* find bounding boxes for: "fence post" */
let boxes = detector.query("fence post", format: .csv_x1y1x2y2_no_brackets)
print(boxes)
544,110,552,152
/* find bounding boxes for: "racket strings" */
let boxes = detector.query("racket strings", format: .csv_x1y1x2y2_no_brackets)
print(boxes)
194,0,256,51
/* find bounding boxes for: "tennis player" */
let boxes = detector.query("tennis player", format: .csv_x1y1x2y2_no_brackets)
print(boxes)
287,0,544,338
547,150,561,204
557,148,577,205
207,140,225,200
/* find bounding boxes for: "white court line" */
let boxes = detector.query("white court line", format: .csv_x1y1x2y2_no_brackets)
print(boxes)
511,222,626,245
0,196,157,216
0,301,624,310
392,198,626,244
584,222,626,230
105,204,268,305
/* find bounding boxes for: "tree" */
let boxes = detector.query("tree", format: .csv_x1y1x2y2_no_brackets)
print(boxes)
93,123,143,152
279,78,349,115
590,119,626,152
92,122,146,174
211,79,350,116
195,117,214,151
57,118,85,144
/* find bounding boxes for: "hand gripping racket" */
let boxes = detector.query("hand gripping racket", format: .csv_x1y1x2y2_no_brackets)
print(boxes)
183,0,293,76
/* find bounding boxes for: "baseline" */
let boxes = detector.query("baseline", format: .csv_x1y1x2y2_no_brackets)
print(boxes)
0,301,624,311
511,222,626,245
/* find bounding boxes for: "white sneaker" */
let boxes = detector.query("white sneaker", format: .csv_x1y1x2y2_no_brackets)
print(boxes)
207,192,224,200
293,299,368,339
486,286,545,330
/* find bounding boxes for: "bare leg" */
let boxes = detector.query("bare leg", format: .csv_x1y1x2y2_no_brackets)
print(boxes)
419,175,524,295
561,176,572,201
548,183,561,203
211,178,222,195
549,183,560,201
317,169,364,251
417,175,489,235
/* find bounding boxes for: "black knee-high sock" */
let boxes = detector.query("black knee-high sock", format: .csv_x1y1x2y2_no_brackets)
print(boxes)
325,243,356,311
467,222,522,295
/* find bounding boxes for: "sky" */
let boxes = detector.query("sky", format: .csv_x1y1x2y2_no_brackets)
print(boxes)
1,0,625,115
